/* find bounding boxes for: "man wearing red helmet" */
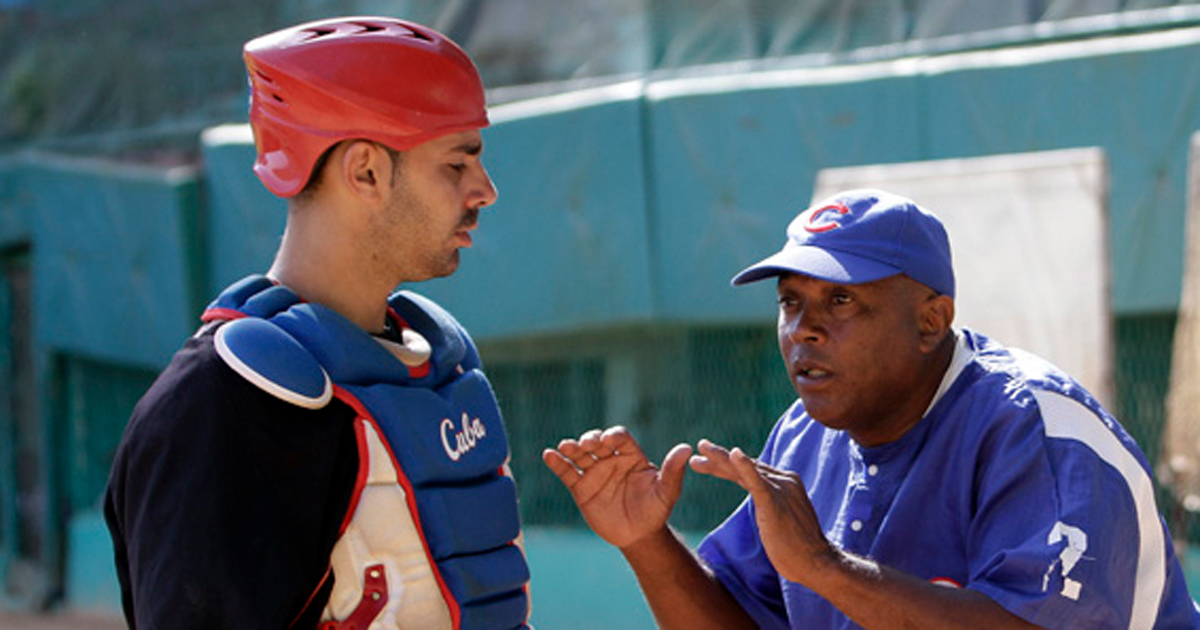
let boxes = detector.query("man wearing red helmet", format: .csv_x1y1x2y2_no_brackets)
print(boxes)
104,17,531,630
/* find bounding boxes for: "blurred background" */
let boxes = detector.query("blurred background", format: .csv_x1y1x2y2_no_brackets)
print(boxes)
3,1,1200,628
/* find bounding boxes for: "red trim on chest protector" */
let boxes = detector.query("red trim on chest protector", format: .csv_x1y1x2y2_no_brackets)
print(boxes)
332,386,463,630
387,307,432,379
201,307,249,323
336,399,371,537
317,563,390,630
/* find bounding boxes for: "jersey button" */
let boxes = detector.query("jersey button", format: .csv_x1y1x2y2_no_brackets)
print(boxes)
850,519,864,532
867,464,879,476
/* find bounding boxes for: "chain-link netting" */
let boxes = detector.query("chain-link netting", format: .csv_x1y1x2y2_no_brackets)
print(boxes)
484,324,790,532
487,315,1185,536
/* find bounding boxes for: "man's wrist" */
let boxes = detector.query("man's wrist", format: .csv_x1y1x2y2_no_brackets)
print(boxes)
785,544,863,593
792,542,888,602
619,525,677,558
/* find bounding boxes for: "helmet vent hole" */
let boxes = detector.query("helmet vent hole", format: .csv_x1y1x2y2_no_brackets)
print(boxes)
405,28,433,42
352,22,385,34
301,27,336,40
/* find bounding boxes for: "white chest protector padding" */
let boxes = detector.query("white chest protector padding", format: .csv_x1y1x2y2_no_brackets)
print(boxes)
321,420,453,630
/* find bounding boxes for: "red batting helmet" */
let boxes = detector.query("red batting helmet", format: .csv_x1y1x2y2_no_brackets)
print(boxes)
243,16,489,197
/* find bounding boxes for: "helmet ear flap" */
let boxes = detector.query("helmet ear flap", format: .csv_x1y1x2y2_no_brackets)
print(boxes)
243,17,489,198
248,107,339,198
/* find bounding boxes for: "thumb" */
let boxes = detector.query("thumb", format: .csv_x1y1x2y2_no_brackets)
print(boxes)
729,447,768,496
659,443,694,505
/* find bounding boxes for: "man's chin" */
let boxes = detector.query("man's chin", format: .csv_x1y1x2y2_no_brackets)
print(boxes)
797,397,844,428
398,256,460,285
429,253,461,280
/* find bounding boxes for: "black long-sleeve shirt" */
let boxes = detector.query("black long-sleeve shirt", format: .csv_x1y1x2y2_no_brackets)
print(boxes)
104,327,359,628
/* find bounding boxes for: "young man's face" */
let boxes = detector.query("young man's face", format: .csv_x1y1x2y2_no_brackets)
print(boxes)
776,273,943,447
374,129,498,283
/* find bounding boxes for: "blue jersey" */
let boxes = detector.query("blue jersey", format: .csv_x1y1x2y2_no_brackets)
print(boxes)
698,329,1200,629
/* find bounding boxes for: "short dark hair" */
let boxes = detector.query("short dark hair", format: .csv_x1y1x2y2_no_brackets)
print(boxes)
291,141,404,203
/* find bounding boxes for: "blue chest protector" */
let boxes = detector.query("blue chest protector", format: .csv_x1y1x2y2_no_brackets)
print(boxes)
205,275,530,630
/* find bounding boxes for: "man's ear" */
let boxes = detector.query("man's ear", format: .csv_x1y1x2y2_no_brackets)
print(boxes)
918,294,955,352
339,140,389,203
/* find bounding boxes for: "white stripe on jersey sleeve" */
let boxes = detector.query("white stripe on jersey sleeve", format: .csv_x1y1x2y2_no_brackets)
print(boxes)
1034,389,1165,630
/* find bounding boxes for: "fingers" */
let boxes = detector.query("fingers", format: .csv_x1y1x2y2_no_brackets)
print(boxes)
594,425,648,462
553,432,603,473
728,446,768,494
689,438,741,483
690,440,785,497
542,448,584,487
553,426,646,468
544,425,647,482
577,428,606,454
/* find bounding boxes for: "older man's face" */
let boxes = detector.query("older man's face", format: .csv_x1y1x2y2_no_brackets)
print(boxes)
776,273,945,447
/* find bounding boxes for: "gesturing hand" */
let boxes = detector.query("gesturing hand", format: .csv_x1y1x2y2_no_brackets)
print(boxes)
543,427,692,550
689,439,838,587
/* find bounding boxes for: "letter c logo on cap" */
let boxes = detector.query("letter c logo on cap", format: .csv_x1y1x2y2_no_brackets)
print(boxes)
805,202,851,233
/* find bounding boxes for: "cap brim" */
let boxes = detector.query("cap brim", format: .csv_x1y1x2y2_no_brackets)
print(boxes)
730,245,902,287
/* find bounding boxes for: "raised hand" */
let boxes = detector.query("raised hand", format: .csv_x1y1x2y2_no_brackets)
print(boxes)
689,438,837,586
543,427,692,549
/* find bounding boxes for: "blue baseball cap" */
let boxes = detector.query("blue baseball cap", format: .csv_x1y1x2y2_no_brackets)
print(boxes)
731,189,955,297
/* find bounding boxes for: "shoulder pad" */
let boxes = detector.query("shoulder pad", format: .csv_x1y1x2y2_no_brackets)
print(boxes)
214,317,333,409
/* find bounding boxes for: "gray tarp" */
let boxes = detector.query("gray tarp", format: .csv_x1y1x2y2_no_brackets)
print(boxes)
3,0,1200,145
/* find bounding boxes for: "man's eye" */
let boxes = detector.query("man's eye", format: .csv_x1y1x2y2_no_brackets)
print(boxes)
449,163,466,172
831,294,853,306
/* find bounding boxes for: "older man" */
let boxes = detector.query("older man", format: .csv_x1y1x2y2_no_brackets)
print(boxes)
545,189,1200,629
